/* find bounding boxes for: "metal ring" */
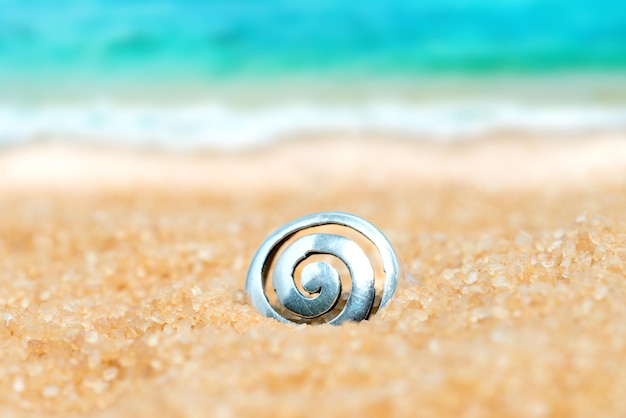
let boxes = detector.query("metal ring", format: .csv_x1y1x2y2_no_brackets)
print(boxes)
246,212,400,325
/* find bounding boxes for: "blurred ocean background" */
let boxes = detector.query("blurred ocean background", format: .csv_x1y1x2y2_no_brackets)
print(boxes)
0,0,625,149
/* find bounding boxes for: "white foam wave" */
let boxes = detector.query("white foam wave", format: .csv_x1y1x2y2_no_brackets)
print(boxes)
0,101,624,150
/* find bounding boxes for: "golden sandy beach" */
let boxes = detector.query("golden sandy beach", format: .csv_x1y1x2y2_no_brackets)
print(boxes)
0,136,625,417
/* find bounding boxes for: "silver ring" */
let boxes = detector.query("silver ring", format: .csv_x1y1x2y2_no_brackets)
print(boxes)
246,212,400,325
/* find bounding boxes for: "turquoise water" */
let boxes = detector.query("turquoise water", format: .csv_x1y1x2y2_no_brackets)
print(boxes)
0,0,625,148
1,0,625,86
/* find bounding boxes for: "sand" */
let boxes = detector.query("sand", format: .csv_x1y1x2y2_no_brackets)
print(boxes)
0,136,625,417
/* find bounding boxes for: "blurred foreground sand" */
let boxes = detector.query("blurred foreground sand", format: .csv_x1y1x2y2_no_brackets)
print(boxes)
0,136,625,417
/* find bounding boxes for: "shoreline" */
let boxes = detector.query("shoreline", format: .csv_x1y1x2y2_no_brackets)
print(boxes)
0,100,624,152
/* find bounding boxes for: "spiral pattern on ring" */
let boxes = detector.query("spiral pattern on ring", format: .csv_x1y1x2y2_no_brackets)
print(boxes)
246,212,399,325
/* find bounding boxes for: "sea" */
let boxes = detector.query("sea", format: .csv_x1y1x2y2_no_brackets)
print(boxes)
0,0,625,150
